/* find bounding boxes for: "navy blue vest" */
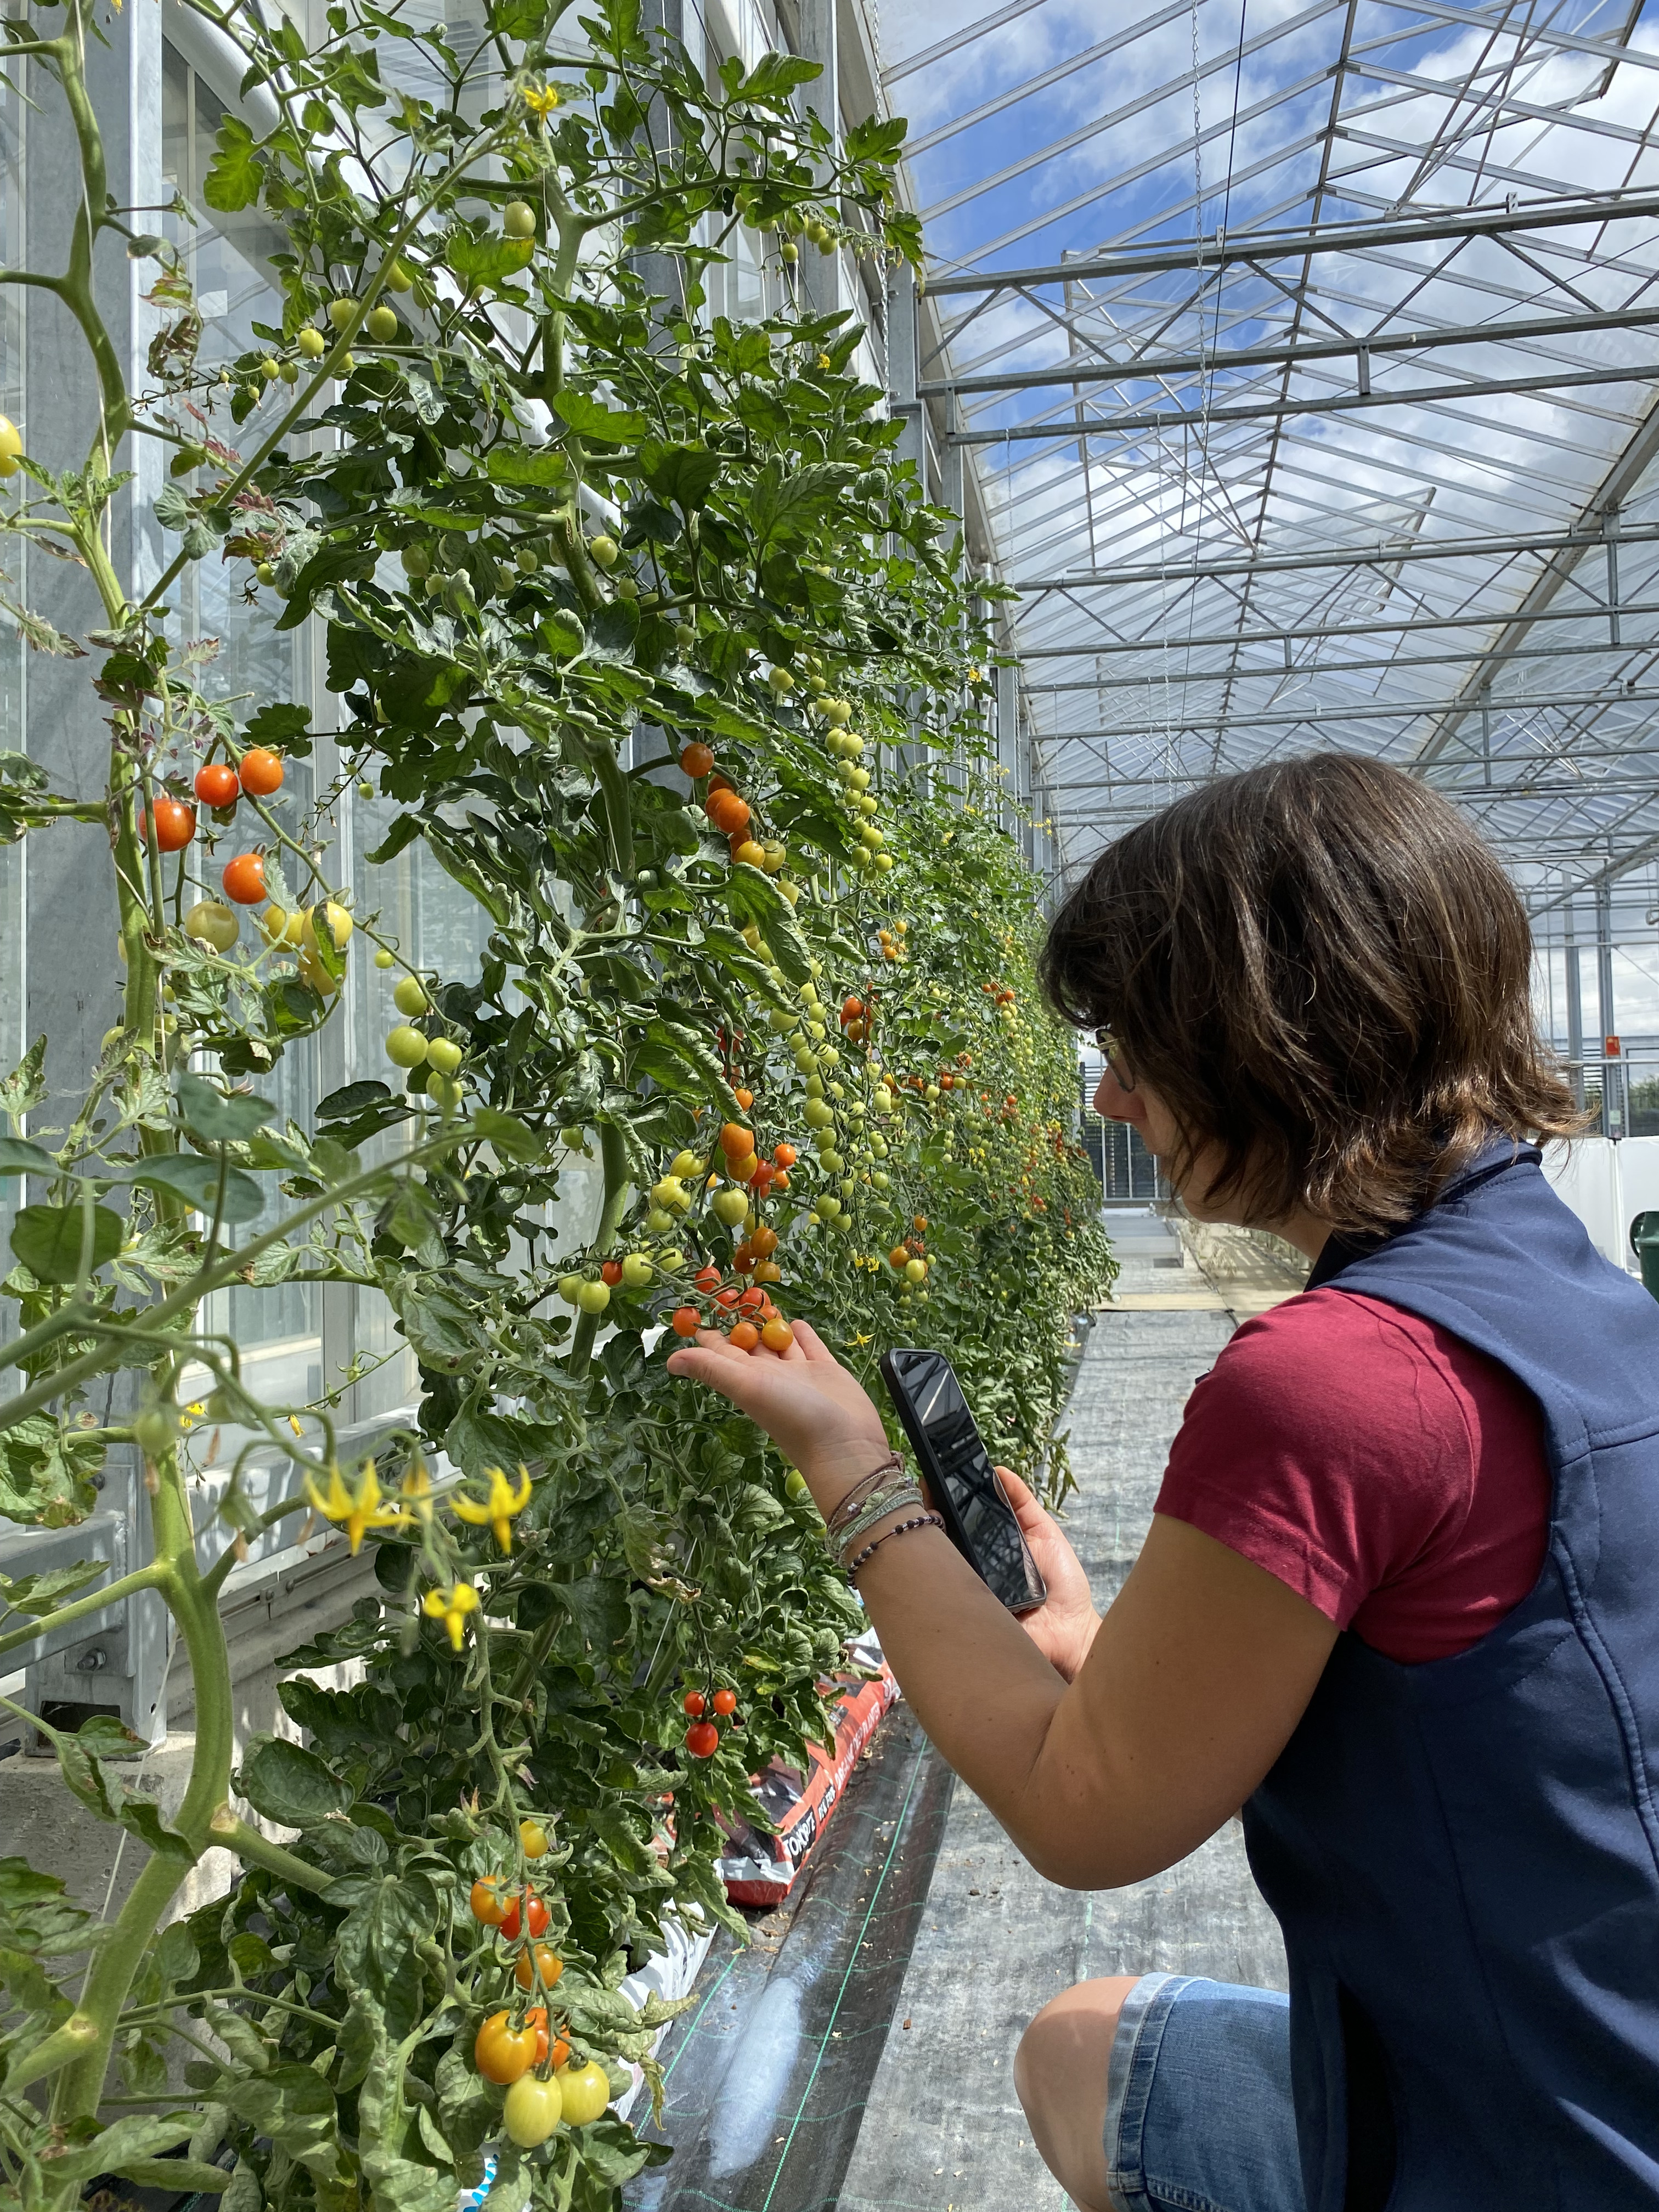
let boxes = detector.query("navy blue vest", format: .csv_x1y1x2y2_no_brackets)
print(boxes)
1243,1143,1659,2212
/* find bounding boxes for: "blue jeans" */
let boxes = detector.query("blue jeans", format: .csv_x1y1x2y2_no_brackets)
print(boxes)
1104,1974,1307,2212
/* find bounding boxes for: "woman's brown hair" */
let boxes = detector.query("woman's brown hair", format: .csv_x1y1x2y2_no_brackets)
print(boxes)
1039,753,1583,1237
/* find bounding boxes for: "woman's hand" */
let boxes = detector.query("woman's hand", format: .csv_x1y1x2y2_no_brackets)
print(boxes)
996,1467,1102,1681
664,1318,891,1513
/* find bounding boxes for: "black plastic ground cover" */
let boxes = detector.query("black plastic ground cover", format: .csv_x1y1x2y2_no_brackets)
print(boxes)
623,1709,955,2212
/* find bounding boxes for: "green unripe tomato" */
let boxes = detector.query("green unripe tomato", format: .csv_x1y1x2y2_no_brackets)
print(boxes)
327,296,356,331
358,778,375,799
503,200,538,239
132,1406,176,1457
785,1469,811,1502
780,240,799,265
279,362,301,385
588,534,619,568
872,1170,890,1190
503,2072,562,2148
620,1252,653,1288
425,1036,463,1076
802,1098,834,1130
557,1273,584,1306
374,947,395,969
385,258,414,292
645,1206,675,1235
819,1046,840,1070
613,574,638,600
393,975,429,1015
820,1149,845,1174
255,561,276,585
385,1024,429,1068
562,1125,589,1150
658,1247,685,1271
712,1187,751,1227
768,665,794,695
577,1278,611,1315
259,357,279,382
297,326,328,358
675,622,696,650
425,1071,463,1110
366,304,398,343
515,544,540,574
874,851,894,872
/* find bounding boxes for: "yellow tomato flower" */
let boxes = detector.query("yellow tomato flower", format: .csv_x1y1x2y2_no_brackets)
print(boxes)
303,1458,406,1555
522,82,561,116
422,1579,480,1651
399,1458,436,1528
451,1463,533,1553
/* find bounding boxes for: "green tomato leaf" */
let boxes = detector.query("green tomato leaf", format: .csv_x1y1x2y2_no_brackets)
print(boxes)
0,1136,55,1178
9,1201,124,1284
176,1074,278,1144
203,114,262,211
237,1734,354,1829
551,390,647,442
122,1155,268,1224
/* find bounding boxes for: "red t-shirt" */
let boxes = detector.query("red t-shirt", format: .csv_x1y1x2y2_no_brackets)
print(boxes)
1155,1288,1552,1662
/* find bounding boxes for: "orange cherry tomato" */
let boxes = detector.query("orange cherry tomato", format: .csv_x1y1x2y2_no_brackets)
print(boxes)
913,1215,928,1232
692,1263,721,1291
671,1306,701,1337
514,1944,565,1993
754,1260,783,1283
714,1285,741,1309
888,1246,910,1271
194,761,240,808
736,1286,766,1314
221,851,267,905
747,1224,778,1259
239,747,285,795
729,1320,760,1351
719,1122,753,1159
772,1170,790,1192
707,770,734,794
679,741,714,777
526,2006,550,2063
499,1891,550,1943
475,2010,538,2085
684,1690,706,1717
550,2035,571,2070
712,1688,738,1716
706,788,750,834
686,1720,719,1758
773,1143,797,1168
734,1086,754,1110
760,1318,794,1355
470,1878,509,1926
840,996,864,1024
145,797,197,852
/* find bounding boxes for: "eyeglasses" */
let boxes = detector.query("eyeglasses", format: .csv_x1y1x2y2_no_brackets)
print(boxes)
1092,1027,1135,1092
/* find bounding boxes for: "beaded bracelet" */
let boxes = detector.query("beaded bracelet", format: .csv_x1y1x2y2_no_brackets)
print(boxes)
847,1511,945,1581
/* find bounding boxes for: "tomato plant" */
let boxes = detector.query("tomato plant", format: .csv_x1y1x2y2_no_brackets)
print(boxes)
0,0,1112,2205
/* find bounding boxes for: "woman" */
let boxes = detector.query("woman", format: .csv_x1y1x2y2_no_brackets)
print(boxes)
667,753,1659,2212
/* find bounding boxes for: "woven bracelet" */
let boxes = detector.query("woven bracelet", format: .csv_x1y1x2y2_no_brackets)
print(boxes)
833,1485,924,1567
822,1448,907,1543
846,1510,944,1581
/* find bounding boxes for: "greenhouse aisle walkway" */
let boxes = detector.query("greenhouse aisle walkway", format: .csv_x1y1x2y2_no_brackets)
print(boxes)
835,1249,1290,2212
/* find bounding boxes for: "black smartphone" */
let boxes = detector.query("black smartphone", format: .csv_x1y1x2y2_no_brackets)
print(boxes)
878,1347,1047,1613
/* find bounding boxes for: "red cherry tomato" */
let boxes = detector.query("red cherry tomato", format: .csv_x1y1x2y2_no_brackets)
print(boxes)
671,1306,701,1338
686,1720,720,1758
499,1891,550,1943
736,1286,766,1314
712,1688,737,1716
692,1263,721,1292
194,761,240,808
600,1259,624,1286
221,851,267,905
714,1286,741,1309
239,747,285,795
729,1320,760,1351
683,1690,706,1717
145,797,197,852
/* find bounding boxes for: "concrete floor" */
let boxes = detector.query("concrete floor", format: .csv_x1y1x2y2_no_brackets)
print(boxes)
836,1255,1288,2212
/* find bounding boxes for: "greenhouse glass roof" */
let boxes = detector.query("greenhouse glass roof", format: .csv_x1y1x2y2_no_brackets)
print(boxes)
874,0,1659,906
